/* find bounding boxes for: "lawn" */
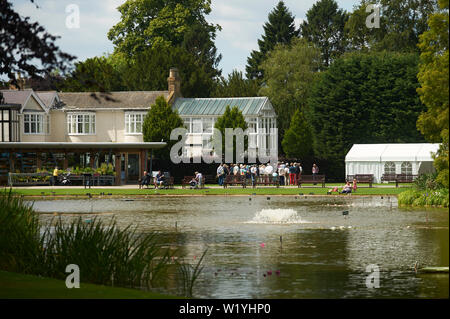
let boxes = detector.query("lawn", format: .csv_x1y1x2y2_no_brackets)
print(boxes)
7,185,410,197
0,270,179,299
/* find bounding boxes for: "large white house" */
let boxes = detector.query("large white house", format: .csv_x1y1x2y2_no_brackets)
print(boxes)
0,69,278,184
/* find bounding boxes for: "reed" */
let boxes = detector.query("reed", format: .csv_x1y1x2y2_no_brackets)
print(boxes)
177,249,208,298
0,190,41,274
0,189,205,295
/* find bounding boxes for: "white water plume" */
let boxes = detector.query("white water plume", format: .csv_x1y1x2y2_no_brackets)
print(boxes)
246,209,310,224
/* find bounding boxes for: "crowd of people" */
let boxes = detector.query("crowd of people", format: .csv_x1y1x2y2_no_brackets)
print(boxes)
215,162,319,187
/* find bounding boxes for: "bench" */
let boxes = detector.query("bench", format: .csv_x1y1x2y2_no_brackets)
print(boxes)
252,175,279,188
155,176,175,189
223,175,247,188
395,174,418,187
381,174,397,183
347,174,374,188
297,175,326,188
181,176,205,189
202,174,216,185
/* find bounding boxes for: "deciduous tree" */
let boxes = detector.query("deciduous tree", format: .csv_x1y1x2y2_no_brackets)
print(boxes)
416,0,449,187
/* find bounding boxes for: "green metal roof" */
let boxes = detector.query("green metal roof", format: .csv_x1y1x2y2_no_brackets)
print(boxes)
172,97,269,116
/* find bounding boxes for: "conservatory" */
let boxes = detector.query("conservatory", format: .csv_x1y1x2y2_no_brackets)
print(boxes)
345,143,440,183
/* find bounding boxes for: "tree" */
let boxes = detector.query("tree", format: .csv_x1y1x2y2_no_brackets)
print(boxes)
122,46,215,97
182,23,222,79
307,52,426,179
300,0,349,68
259,38,321,150
345,0,384,51
107,0,220,55
246,1,299,80
0,0,75,92
346,0,438,53
214,106,248,162
142,96,184,159
59,56,123,92
61,46,216,97
212,70,260,98
416,0,449,187
281,110,314,159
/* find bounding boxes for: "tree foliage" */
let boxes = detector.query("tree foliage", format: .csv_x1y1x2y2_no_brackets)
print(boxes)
0,0,75,92
142,96,184,159
246,1,299,80
107,0,221,79
212,70,260,98
60,47,216,98
300,0,349,68
281,109,314,160
122,46,215,97
259,38,320,150
59,56,123,92
346,0,438,52
108,0,219,54
307,52,426,178
416,0,449,187
214,106,248,162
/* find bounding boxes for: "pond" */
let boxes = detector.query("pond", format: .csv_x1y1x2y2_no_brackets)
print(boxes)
30,195,449,299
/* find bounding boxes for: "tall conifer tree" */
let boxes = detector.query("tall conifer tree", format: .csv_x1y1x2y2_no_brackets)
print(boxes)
245,1,298,80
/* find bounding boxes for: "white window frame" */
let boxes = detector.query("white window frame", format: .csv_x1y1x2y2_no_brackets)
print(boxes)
401,162,413,175
384,162,396,175
67,113,96,135
125,112,146,135
23,112,50,135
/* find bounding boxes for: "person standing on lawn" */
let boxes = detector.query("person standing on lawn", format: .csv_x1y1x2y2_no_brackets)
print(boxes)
217,164,225,186
312,163,319,184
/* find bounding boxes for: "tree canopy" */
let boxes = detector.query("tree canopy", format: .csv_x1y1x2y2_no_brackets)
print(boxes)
212,70,260,98
214,106,248,163
259,38,320,150
0,0,75,92
307,52,426,178
300,0,349,68
416,0,449,187
346,0,438,52
281,109,314,160
142,96,185,159
246,1,299,80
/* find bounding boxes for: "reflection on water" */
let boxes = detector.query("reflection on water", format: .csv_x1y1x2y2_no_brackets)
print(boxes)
30,196,449,298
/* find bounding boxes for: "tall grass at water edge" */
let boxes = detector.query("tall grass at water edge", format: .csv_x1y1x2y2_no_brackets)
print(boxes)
0,189,204,297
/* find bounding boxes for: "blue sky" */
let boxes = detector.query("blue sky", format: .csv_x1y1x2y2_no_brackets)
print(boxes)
12,0,359,77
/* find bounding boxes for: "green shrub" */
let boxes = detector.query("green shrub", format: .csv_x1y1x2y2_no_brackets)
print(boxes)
398,188,449,207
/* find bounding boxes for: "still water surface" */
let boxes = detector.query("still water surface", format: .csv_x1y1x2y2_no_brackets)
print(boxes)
30,195,449,298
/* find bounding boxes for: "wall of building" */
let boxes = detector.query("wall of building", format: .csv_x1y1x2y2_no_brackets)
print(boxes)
46,110,145,143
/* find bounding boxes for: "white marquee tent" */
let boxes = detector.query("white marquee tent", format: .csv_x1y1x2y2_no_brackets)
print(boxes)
345,143,440,183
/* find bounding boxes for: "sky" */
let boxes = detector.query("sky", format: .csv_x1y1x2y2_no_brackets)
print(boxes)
12,0,359,77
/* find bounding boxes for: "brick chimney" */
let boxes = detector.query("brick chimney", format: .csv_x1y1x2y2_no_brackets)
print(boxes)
167,68,182,104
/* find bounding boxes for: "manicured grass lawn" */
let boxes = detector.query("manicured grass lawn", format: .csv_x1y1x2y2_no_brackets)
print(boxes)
7,186,410,197
0,270,179,299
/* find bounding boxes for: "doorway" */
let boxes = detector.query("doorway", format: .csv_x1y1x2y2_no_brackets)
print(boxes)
127,153,140,182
